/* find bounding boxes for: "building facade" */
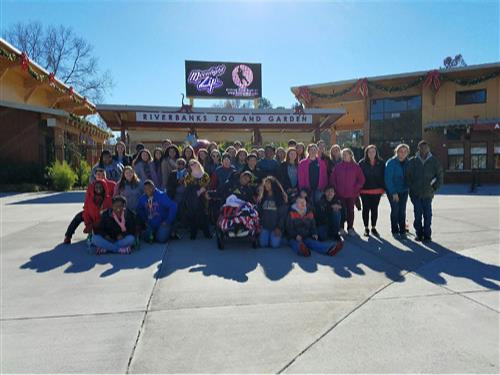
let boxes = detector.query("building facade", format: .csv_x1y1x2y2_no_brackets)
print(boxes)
0,38,110,181
291,63,500,183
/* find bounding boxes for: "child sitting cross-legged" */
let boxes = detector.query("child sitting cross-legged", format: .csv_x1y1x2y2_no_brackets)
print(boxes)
286,197,343,257
92,195,138,255
315,186,344,242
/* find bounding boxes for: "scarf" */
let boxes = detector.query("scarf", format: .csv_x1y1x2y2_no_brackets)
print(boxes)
112,211,127,232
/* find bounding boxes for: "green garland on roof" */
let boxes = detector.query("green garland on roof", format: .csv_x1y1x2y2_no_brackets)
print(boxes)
0,47,92,110
307,70,500,99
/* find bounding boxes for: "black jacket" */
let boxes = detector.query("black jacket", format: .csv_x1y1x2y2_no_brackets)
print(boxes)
358,158,386,191
220,179,255,203
95,208,137,240
315,194,342,227
278,161,298,192
258,197,288,231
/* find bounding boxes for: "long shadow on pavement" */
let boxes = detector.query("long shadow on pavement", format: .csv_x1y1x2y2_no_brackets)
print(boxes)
8,192,85,205
20,241,166,278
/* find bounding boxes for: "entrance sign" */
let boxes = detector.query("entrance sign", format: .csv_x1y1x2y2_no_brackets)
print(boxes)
185,60,262,99
136,112,312,125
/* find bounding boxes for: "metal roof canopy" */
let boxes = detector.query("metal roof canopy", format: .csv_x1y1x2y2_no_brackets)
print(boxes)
97,104,346,131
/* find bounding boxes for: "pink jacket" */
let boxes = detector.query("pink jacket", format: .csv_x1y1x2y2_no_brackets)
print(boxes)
298,158,328,192
330,161,366,198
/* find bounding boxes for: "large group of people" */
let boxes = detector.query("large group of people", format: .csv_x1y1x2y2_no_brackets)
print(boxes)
63,137,443,257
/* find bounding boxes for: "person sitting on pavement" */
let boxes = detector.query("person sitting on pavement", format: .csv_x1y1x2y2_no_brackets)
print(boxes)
315,186,343,242
286,197,344,257
92,196,138,255
137,180,177,244
63,168,115,244
256,176,288,249
82,178,114,237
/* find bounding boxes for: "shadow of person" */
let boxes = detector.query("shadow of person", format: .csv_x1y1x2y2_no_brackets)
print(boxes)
351,235,500,290
155,238,260,283
9,192,86,205
21,240,167,278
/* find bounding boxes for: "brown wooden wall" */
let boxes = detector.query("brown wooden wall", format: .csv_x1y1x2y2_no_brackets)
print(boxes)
0,107,40,164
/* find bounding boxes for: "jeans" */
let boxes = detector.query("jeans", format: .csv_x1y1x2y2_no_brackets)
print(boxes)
143,223,172,243
92,234,135,253
65,211,84,237
360,194,382,228
317,210,341,240
387,191,409,234
259,229,282,248
339,197,357,230
410,195,433,238
289,238,330,255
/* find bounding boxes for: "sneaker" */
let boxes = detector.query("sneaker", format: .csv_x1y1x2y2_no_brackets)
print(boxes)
371,228,380,237
392,232,400,238
333,234,343,242
118,246,131,254
204,231,213,239
228,231,236,238
423,236,432,242
328,241,344,256
399,232,408,240
339,229,348,236
95,247,107,255
348,229,357,237
415,235,423,242
363,228,370,237
298,242,311,257
63,236,71,245
171,232,182,240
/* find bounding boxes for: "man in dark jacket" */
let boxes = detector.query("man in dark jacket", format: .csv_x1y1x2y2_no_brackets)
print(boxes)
406,141,443,242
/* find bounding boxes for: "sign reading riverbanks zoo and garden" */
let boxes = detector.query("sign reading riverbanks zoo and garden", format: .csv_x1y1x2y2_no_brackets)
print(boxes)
136,112,312,125
185,60,262,99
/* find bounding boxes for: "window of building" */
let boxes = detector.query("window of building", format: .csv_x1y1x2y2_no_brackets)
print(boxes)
494,142,500,169
471,142,487,169
336,129,364,149
369,95,422,160
456,89,487,105
447,143,464,170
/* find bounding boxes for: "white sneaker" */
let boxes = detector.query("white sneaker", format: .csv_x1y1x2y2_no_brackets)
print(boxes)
348,229,357,237
237,230,249,237
228,231,236,238
339,229,348,236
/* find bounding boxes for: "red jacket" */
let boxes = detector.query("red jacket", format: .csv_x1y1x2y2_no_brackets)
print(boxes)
83,179,115,233
329,161,365,198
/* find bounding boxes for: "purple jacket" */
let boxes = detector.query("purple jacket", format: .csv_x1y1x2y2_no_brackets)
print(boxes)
298,158,328,192
329,161,366,198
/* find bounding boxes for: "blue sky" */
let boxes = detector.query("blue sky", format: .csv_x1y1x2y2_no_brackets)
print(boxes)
1,0,499,108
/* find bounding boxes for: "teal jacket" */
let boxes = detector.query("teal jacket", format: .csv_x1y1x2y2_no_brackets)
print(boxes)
406,153,443,198
384,156,409,195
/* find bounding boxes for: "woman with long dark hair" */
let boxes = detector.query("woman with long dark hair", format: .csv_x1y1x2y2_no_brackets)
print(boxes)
182,145,196,163
113,141,132,167
257,176,288,248
161,145,180,190
278,148,299,202
296,142,306,162
152,147,164,190
358,145,385,237
234,149,248,173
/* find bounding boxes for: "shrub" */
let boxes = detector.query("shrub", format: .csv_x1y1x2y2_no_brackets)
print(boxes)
75,159,91,187
47,161,77,191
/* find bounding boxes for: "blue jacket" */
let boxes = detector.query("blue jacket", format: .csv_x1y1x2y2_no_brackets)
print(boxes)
137,189,177,228
384,156,409,195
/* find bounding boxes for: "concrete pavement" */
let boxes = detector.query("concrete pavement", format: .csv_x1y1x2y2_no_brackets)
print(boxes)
1,188,499,373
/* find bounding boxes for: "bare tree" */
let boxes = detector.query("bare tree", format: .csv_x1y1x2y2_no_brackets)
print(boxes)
4,21,114,103
442,54,467,69
211,99,253,109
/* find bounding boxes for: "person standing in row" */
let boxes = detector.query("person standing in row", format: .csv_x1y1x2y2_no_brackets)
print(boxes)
330,148,365,236
113,142,132,167
406,141,443,242
258,145,280,178
385,144,410,239
298,144,328,204
358,145,385,237
90,149,123,183
161,145,180,189
278,148,299,202
133,149,160,188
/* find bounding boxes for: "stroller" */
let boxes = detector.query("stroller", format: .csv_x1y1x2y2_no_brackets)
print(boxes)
215,195,260,250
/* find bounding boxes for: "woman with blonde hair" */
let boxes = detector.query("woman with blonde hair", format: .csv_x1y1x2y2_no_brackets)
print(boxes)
184,159,211,239
384,143,410,238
